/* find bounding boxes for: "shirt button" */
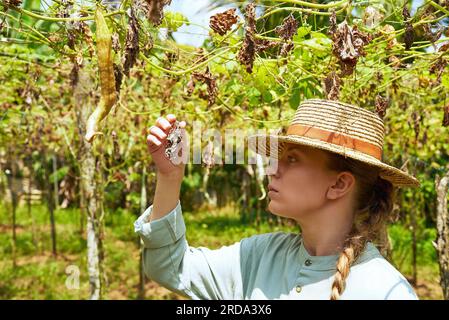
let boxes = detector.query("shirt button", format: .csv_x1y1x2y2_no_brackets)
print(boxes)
305,259,312,266
296,285,302,293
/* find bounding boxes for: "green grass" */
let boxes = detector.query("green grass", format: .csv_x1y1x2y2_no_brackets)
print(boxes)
0,201,443,299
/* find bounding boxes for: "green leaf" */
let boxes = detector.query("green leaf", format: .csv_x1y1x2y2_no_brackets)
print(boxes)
161,12,189,32
293,25,312,41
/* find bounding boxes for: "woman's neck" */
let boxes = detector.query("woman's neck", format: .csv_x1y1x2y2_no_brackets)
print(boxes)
297,208,355,256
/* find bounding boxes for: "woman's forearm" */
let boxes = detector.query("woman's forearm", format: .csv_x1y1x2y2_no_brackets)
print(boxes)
149,172,184,222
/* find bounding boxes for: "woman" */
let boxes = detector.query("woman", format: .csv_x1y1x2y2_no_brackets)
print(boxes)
134,98,420,300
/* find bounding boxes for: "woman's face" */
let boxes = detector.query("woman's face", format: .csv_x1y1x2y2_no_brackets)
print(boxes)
266,143,341,221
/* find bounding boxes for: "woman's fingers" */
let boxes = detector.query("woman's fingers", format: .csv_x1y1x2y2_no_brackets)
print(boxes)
149,125,167,140
166,114,176,124
146,115,186,151
156,117,172,131
147,134,161,147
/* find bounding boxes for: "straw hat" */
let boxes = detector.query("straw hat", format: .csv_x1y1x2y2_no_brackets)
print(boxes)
248,98,420,188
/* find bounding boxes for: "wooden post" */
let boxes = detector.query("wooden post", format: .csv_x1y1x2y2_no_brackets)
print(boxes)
138,165,147,300
435,171,449,300
74,69,104,300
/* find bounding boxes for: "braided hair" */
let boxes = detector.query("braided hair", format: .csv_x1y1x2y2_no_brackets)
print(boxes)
325,154,396,300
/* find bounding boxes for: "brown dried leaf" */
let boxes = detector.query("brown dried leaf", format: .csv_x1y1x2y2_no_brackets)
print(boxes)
188,67,218,107
69,61,80,88
114,63,123,95
256,38,279,53
380,24,398,49
411,111,420,141
209,8,238,36
123,6,140,77
429,57,448,86
280,42,294,56
331,20,372,77
363,6,384,28
112,33,120,53
237,2,256,73
404,23,414,50
323,71,342,101
144,0,172,26
275,14,299,41
3,0,22,8
374,95,388,119
402,5,414,50
389,55,402,69
439,41,449,52
443,103,449,127
328,9,337,36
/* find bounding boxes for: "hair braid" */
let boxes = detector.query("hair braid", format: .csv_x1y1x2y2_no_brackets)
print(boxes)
330,229,367,300
327,172,395,300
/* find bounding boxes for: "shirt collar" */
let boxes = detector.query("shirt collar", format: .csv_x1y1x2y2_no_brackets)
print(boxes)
296,234,382,271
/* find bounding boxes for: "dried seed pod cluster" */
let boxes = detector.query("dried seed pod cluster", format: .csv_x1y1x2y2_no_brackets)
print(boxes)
165,121,183,163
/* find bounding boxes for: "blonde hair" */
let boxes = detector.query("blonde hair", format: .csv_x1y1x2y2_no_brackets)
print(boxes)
324,152,397,300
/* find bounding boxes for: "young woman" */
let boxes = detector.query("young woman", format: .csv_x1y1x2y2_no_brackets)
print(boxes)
135,98,420,300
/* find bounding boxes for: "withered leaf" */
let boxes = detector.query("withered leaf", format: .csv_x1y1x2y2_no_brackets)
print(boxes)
209,8,238,36
443,103,449,127
256,38,279,53
3,0,22,8
275,14,299,41
114,63,123,95
112,33,121,53
237,2,256,73
123,6,140,77
403,5,414,50
429,57,448,86
328,9,337,36
144,0,172,26
439,41,449,52
423,23,444,45
187,67,218,107
69,61,80,88
331,20,372,77
374,95,388,119
280,42,294,56
411,111,420,141
323,71,342,101
237,2,279,73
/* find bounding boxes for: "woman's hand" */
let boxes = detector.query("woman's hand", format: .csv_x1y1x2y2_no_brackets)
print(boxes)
146,114,187,182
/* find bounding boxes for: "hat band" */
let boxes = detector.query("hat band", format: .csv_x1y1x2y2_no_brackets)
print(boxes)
286,124,382,160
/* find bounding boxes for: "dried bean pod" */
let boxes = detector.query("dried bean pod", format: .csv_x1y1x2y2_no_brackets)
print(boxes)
85,8,117,142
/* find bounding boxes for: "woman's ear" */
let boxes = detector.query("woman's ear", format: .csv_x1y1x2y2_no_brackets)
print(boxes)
326,171,356,200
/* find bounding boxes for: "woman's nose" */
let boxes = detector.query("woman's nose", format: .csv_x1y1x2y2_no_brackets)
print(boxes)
266,158,281,177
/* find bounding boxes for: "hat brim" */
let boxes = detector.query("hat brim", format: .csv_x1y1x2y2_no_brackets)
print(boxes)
247,134,420,188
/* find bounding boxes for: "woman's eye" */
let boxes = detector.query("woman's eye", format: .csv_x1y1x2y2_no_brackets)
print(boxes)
287,155,297,163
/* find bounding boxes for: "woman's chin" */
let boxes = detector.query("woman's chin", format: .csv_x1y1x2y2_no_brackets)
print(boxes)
267,200,281,215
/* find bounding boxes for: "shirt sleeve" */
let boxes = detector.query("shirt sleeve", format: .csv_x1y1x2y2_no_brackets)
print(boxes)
133,200,243,300
384,278,419,300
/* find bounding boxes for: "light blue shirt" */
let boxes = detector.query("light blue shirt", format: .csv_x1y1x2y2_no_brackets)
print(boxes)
134,200,418,300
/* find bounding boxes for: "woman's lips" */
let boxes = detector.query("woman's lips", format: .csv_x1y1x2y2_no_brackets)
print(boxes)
268,184,279,198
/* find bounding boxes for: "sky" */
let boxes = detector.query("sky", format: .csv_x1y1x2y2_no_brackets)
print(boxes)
166,0,238,47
